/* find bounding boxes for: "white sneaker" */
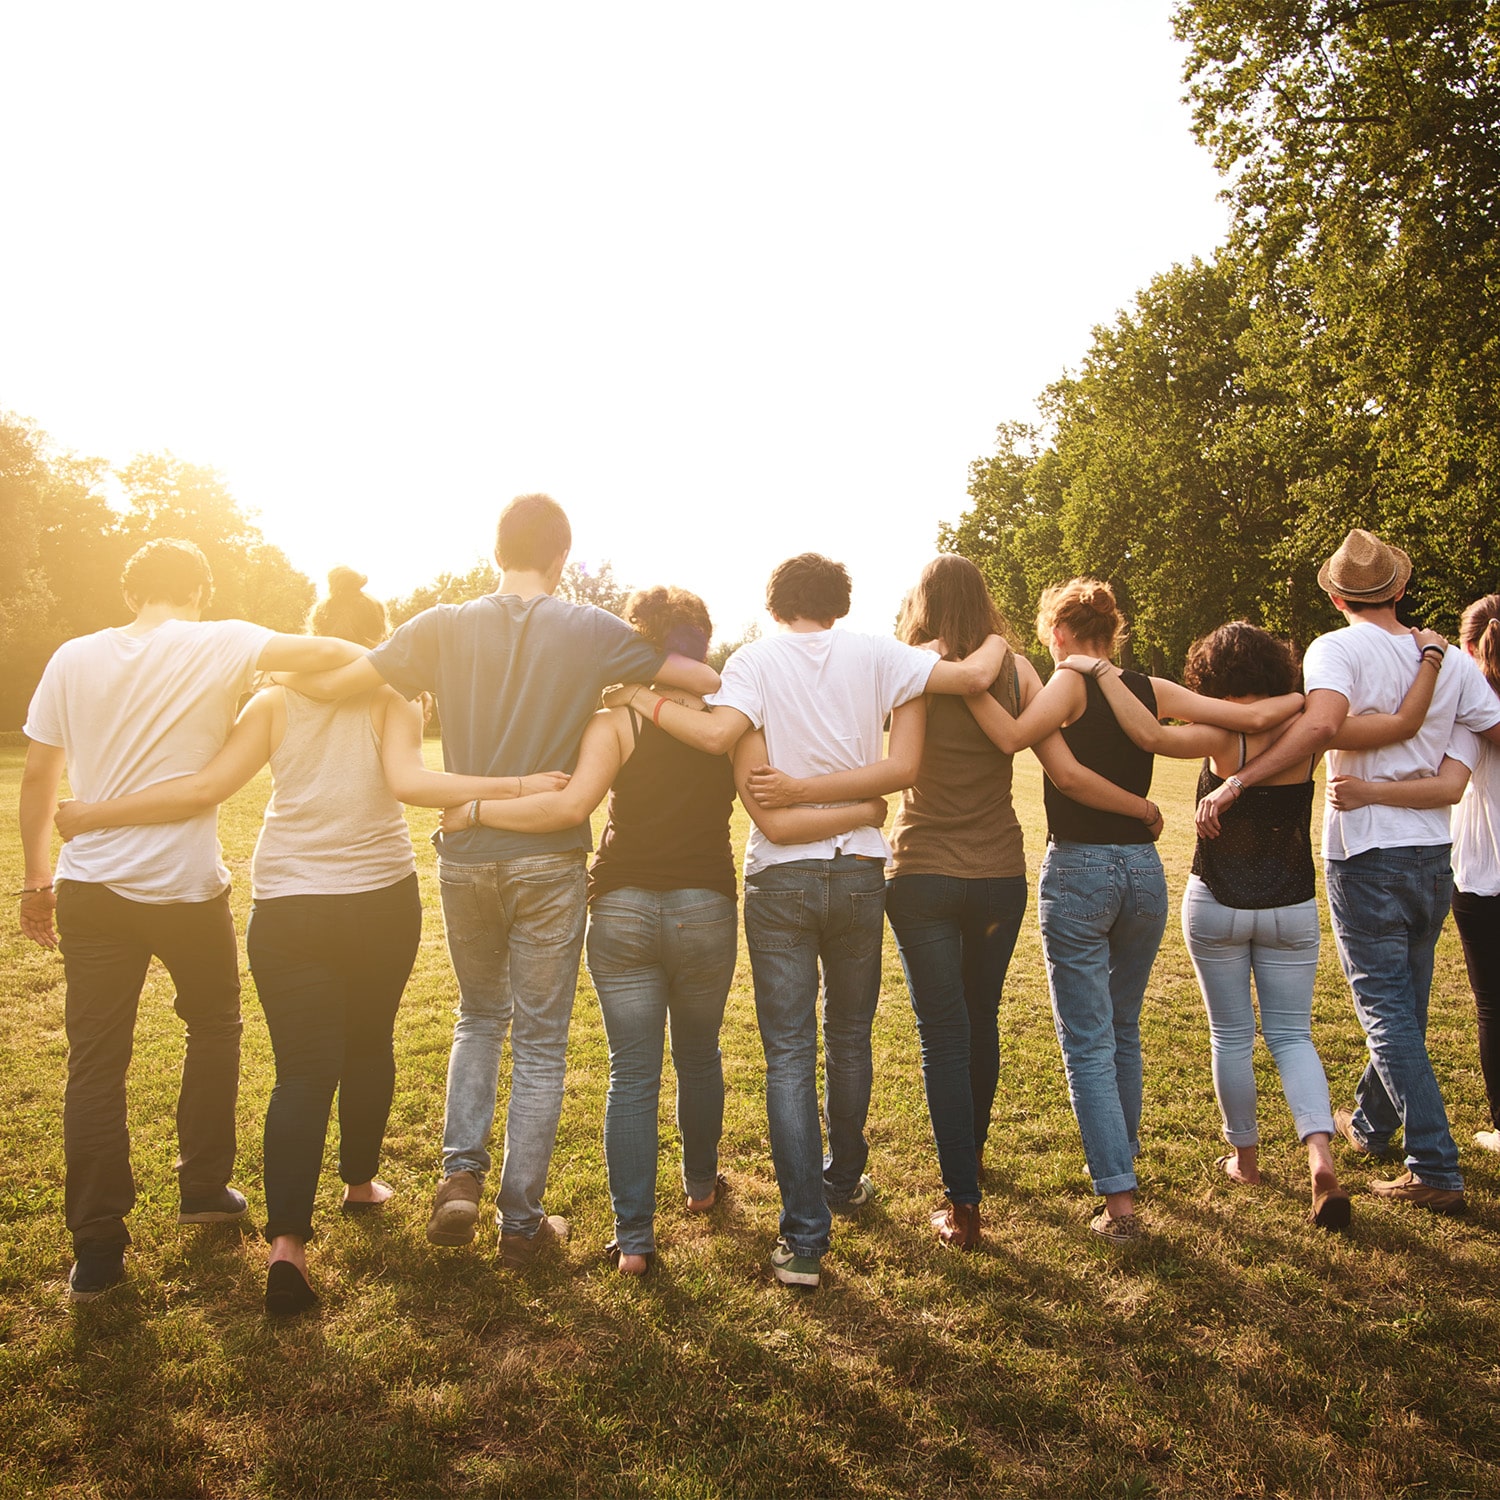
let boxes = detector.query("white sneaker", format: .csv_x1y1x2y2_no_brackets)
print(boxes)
1474,1129,1500,1154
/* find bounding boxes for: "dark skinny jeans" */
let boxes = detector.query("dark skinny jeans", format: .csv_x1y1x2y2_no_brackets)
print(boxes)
57,880,243,1253
246,874,421,1242
1452,889,1500,1131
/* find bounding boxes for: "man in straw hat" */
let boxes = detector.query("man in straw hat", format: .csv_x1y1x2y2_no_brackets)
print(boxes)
1197,529,1500,1212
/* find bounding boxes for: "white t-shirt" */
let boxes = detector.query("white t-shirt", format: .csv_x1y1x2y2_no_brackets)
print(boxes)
1452,729,1500,896
24,618,275,902
708,627,937,876
1303,621,1500,860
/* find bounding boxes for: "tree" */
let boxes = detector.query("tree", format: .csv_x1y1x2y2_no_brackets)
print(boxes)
388,560,499,627
558,560,629,617
708,620,761,672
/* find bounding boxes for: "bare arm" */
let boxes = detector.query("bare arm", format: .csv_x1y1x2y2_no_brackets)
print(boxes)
1057,659,1236,759
1196,688,1350,838
732,731,887,844
609,685,754,756
443,712,624,835
376,691,570,807
18,740,66,950
1328,755,1472,811
1150,676,1303,733
920,633,1010,696
743,698,927,807
1030,732,1164,838
274,656,385,702
53,695,278,839
1330,635,1444,749
651,653,721,697
966,666,1087,754
255,634,368,674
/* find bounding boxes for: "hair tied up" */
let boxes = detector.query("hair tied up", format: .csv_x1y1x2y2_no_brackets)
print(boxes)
328,566,369,597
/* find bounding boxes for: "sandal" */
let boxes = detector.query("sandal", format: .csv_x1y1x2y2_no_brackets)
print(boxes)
1309,1188,1352,1231
686,1173,728,1214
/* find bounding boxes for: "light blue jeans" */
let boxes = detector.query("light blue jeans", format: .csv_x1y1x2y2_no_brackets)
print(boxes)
1038,842,1167,1196
585,887,738,1257
744,855,888,1261
1181,877,1334,1147
437,852,587,1236
1325,845,1462,1191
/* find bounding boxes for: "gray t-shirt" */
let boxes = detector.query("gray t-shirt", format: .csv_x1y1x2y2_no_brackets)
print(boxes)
370,592,665,862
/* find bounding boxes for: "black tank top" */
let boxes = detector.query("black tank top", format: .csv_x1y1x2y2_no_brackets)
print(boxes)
588,714,737,902
1191,748,1316,908
1043,671,1156,845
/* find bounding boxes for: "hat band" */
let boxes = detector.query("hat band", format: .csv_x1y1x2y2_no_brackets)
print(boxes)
1331,561,1399,597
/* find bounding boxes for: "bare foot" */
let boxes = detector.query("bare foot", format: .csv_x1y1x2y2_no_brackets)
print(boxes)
686,1174,725,1213
342,1179,394,1208
1218,1151,1261,1186
268,1234,308,1276
617,1252,649,1276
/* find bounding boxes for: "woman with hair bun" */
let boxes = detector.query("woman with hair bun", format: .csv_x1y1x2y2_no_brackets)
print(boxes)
55,568,558,1313
961,580,1305,1242
447,585,885,1274
1061,619,1444,1229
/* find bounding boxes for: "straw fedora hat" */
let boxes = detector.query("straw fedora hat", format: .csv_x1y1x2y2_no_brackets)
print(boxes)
1316,529,1412,603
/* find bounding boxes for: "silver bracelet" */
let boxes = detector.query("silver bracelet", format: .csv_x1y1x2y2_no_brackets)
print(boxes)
469,799,482,829
1225,775,1246,797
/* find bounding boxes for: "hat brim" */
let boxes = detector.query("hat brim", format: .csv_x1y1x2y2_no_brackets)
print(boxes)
1317,545,1412,602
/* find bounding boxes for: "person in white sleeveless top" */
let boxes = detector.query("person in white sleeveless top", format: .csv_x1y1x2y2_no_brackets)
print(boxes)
56,569,564,1313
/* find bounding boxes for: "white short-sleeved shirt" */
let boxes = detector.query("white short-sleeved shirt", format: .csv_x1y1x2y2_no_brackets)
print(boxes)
708,628,937,876
1453,729,1500,896
24,618,274,902
1303,621,1500,860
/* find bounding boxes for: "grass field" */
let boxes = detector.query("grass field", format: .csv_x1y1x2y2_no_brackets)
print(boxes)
2,744,1499,1498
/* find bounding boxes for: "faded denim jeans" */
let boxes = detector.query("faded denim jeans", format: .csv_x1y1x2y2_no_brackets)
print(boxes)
1038,841,1168,1197
585,887,738,1257
744,854,887,1261
437,852,587,1236
1181,876,1333,1147
1325,844,1462,1191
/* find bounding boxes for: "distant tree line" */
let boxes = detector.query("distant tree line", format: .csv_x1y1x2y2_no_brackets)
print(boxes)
946,1,1499,672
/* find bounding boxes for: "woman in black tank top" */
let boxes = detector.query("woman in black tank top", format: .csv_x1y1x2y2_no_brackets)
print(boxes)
1061,621,1442,1231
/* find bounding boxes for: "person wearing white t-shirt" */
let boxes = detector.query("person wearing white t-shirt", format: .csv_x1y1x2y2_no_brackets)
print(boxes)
611,553,1007,1288
1196,531,1500,1212
17,539,366,1303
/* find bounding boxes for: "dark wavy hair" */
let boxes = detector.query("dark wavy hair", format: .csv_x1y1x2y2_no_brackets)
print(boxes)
1182,621,1299,699
765,553,851,624
121,538,214,608
309,567,388,649
625,585,712,663
898,555,1008,659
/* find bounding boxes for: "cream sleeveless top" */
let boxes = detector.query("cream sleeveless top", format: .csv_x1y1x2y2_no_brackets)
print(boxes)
251,691,416,899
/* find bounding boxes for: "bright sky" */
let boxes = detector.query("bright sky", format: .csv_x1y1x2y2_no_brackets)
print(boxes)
3,2,1226,641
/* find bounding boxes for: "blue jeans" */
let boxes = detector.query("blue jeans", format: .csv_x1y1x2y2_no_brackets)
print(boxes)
744,855,887,1260
437,852,587,1235
585,888,738,1256
1181,878,1333,1147
1325,845,1462,1191
885,874,1028,1204
1038,842,1167,1196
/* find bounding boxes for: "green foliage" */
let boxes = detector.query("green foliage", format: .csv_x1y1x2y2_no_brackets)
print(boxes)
558,559,629,617
0,415,313,728
709,619,761,672
388,559,499,627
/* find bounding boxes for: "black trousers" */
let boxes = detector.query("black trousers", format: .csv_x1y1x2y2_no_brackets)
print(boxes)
246,874,421,1242
56,880,243,1253
1452,888,1500,1131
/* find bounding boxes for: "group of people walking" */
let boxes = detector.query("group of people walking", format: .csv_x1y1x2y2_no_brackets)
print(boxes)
17,500,1500,1312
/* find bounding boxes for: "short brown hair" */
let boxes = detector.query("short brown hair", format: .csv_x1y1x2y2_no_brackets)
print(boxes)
1182,621,1298,699
495,493,571,573
120,538,214,608
309,567,388,649
766,553,851,624
1035,577,1122,654
625,586,713,663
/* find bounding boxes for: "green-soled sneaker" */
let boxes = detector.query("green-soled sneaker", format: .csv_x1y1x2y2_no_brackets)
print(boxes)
769,1237,820,1288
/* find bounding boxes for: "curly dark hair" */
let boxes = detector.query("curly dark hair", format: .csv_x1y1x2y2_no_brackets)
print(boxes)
1182,621,1299,699
625,585,712,663
765,553,851,624
120,538,214,608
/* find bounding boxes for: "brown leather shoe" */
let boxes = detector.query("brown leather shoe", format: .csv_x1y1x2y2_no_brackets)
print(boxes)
932,1201,981,1250
426,1170,482,1246
1367,1171,1465,1214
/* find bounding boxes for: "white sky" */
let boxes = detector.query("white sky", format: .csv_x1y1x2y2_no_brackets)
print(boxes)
2,2,1227,641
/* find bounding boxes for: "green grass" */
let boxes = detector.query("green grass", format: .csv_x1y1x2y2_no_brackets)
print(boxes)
2,746,1499,1498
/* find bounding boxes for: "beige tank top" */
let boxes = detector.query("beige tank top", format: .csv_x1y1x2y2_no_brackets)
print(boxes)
251,691,416,899
888,650,1026,880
